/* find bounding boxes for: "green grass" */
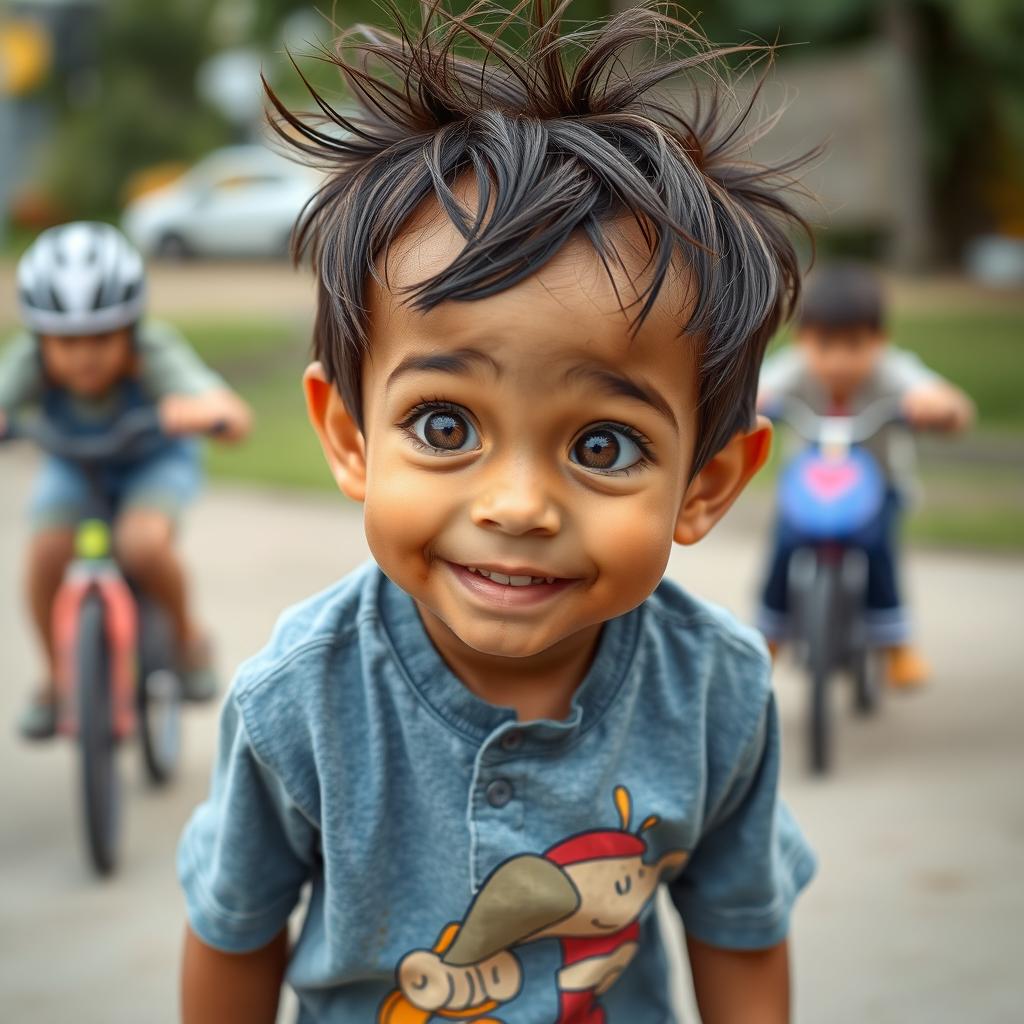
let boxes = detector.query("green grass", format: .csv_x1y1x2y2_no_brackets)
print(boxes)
907,505,1024,550
177,317,334,490
889,310,1024,432
907,463,1024,551
204,374,331,489
178,317,301,368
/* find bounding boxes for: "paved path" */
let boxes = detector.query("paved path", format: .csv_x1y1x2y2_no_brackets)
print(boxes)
0,261,316,327
1,448,1021,1023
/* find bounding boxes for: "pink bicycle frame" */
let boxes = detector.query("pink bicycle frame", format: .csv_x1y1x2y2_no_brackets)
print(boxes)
52,566,138,741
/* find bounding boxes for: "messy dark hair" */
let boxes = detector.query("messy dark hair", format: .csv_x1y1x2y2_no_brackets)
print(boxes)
267,0,812,473
798,261,885,335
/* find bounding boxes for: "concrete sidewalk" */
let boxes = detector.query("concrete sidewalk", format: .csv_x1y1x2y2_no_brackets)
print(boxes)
1,448,1021,1022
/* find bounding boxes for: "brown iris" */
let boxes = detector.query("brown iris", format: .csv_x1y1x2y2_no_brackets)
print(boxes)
423,411,468,450
573,429,619,470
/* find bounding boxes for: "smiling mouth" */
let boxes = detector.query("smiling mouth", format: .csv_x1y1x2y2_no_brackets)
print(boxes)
463,565,560,587
444,561,581,605
590,918,619,931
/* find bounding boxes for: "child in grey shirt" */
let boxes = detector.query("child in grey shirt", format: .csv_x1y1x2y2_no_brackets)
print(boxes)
756,262,974,688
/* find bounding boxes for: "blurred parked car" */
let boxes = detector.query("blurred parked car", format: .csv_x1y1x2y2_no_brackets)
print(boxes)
121,145,319,259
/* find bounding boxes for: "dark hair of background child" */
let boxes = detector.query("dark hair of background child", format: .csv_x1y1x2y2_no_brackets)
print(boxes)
798,261,886,334
266,0,816,474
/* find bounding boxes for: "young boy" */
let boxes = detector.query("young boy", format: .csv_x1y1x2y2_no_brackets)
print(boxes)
756,262,974,688
179,5,816,1021
0,221,252,739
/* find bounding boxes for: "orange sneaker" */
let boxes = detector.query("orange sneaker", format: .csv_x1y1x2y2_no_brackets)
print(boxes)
885,645,930,691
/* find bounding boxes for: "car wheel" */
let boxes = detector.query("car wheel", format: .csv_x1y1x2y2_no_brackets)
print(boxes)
276,229,295,261
157,232,191,261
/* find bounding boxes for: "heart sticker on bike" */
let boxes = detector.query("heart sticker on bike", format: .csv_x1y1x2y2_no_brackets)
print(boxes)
803,461,861,502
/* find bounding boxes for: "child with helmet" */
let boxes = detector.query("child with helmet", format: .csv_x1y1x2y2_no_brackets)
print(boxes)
0,221,252,739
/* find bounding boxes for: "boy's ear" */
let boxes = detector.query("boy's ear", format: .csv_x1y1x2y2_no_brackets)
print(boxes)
674,417,772,546
303,361,367,503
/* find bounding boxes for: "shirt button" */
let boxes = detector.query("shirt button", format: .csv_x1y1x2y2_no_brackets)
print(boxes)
500,730,524,752
485,778,513,808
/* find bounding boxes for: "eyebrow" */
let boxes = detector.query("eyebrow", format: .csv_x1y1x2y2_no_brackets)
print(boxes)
385,347,500,391
562,363,678,429
385,345,678,430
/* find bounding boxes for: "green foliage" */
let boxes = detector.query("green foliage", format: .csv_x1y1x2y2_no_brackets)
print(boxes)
695,0,871,45
44,0,233,219
260,0,613,111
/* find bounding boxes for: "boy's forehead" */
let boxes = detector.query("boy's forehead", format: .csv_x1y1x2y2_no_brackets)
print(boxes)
367,189,696,389
381,182,691,312
41,328,132,344
798,324,884,345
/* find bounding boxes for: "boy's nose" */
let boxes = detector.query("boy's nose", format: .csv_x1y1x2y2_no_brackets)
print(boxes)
469,461,561,537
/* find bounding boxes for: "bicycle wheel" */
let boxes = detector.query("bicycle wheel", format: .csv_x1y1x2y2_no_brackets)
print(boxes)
806,562,839,775
137,597,182,785
852,646,882,715
77,591,121,874
837,549,878,715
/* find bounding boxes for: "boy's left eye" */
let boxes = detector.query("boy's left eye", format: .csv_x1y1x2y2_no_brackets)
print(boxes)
570,424,649,474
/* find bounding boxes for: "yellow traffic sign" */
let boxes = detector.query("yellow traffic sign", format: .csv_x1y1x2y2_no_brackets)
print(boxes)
0,20,51,95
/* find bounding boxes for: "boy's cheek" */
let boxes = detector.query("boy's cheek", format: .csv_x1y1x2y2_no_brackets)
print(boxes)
576,492,676,604
362,466,452,569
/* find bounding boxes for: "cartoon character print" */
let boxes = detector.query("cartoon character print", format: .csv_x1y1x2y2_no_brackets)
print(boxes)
378,786,688,1024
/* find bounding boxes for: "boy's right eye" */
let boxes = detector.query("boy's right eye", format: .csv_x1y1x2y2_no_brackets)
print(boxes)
402,404,481,455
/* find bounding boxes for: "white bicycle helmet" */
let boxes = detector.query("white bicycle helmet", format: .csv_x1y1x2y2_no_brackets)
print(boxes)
17,221,146,336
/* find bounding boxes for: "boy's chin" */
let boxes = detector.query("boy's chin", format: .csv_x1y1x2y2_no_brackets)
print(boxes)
68,379,115,397
435,616,566,661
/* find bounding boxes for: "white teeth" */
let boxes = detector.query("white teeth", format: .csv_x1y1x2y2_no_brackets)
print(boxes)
465,567,556,586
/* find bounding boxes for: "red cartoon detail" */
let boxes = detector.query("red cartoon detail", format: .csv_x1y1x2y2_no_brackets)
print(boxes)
378,786,688,1023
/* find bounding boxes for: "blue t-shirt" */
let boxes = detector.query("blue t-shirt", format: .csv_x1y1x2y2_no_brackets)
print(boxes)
178,561,815,1023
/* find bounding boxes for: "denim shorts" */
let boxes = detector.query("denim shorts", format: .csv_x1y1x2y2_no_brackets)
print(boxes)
29,438,202,531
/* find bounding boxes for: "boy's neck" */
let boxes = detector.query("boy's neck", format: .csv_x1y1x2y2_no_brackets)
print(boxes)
414,601,603,722
827,390,851,413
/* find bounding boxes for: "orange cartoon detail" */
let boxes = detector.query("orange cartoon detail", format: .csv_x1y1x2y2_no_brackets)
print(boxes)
378,786,688,1023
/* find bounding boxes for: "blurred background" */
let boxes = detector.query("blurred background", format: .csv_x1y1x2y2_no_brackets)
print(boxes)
0,1,1021,1022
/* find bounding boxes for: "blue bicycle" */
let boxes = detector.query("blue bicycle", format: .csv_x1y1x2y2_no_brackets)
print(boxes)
770,397,905,774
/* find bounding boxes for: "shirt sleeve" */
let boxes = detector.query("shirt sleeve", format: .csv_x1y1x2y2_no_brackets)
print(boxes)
0,332,44,412
757,347,804,409
137,319,227,399
177,691,317,953
880,347,944,394
669,693,816,950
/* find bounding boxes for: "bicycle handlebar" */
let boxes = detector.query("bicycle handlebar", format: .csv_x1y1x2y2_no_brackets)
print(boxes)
769,396,907,446
0,408,228,464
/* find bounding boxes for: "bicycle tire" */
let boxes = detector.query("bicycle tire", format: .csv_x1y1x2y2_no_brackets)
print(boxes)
78,591,121,874
806,562,838,775
136,597,182,785
852,647,882,715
